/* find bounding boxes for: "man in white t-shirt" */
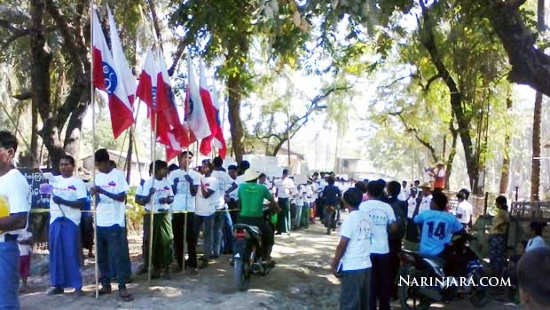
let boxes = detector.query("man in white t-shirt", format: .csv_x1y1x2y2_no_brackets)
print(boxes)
332,188,373,310
418,184,433,214
211,157,237,258
90,149,133,301
193,159,218,269
48,155,87,296
275,169,296,234
0,131,31,309
455,189,473,228
397,180,409,201
359,180,398,310
168,151,200,272
136,160,174,278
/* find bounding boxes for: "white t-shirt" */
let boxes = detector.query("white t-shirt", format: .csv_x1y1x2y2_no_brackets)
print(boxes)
407,197,417,219
95,169,129,227
50,175,87,225
525,236,547,252
419,195,432,214
0,169,31,239
228,176,240,201
339,209,373,271
195,175,218,216
137,178,173,212
212,170,235,210
17,231,32,256
294,185,305,206
398,187,409,201
359,200,396,254
275,177,295,199
455,200,473,224
305,185,315,203
168,169,200,212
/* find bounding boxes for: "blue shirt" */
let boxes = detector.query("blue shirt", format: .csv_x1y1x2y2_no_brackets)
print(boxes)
414,210,463,256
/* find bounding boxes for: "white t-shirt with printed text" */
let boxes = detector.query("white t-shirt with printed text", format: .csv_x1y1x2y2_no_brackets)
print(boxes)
95,169,129,227
50,175,87,225
339,209,373,271
168,169,200,212
0,169,31,239
195,175,218,217
359,199,396,254
212,170,235,210
137,177,173,212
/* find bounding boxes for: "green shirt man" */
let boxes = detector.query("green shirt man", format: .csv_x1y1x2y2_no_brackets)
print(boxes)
238,183,273,218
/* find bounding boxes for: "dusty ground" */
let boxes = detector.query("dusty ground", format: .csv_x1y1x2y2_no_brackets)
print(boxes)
20,222,519,310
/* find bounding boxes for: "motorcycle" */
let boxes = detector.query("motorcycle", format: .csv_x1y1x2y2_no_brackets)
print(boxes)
232,208,275,291
398,234,490,309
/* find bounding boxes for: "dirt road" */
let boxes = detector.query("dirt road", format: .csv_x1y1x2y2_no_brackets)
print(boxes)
20,223,518,310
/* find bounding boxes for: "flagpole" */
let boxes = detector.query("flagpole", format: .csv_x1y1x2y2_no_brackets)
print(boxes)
89,1,99,299
147,112,158,284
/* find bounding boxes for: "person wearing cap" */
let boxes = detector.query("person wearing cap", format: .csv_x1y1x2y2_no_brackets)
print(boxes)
0,131,31,309
359,180,398,310
237,169,279,263
331,188,373,310
517,246,550,310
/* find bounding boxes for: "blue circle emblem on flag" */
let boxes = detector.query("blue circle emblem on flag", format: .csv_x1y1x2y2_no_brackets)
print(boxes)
102,62,117,95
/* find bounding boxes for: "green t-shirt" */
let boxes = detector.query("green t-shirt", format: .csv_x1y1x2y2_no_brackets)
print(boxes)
238,182,273,218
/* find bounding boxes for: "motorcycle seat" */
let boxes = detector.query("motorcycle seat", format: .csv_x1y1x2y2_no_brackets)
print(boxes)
234,224,262,241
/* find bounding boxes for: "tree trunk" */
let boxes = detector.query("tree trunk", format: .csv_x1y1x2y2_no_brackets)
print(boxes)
30,102,39,167
530,0,545,201
30,0,65,170
499,97,513,194
444,127,458,190
486,0,550,97
531,92,542,201
227,74,245,163
419,3,480,193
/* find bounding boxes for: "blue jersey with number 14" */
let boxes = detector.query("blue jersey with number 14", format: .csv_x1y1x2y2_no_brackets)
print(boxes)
414,209,463,256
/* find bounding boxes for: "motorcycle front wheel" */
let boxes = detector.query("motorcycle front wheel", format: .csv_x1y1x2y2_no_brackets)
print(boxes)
233,258,250,291
398,267,432,310
469,270,490,307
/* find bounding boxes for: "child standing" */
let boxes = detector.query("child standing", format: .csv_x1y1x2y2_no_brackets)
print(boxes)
18,230,32,291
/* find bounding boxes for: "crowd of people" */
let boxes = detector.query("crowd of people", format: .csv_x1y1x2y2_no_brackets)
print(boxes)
0,129,549,310
331,178,550,310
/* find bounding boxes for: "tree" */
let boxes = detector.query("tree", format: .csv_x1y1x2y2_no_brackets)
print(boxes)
0,1,142,170
170,1,312,163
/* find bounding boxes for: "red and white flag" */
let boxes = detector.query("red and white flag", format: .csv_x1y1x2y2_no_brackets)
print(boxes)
210,88,227,159
136,49,190,161
107,6,136,105
198,62,226,158
92,9,134,139
184,56,211,142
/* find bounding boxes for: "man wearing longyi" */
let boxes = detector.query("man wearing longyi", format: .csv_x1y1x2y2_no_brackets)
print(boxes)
0,131,31,310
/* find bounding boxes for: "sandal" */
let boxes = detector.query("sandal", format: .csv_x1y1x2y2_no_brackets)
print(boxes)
118,288,134,302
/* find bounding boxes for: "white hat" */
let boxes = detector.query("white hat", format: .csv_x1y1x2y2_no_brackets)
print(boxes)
242,169,261,182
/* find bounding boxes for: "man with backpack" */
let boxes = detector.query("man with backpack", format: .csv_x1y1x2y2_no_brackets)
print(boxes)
386,181,408,300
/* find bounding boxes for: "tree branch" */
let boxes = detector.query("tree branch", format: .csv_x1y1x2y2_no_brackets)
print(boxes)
395,112,438,163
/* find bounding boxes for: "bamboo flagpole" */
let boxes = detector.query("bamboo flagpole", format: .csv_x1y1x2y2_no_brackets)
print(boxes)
89,1,99,299
146,49,159,283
